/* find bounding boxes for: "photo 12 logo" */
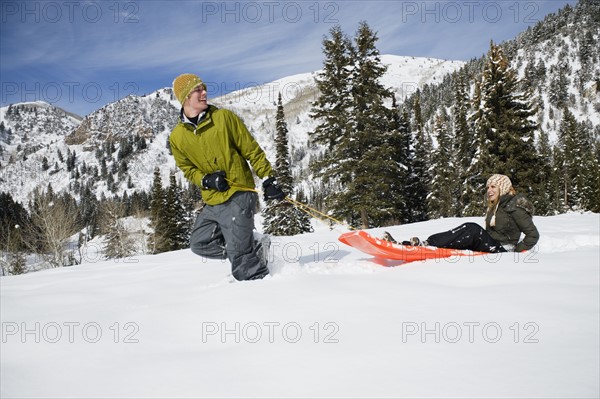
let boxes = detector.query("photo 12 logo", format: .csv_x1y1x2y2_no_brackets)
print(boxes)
401,321,540,344
198,2,340,24
2,321,140,344
1,81,140,106
201,321,340,344
200,240,341,264
399,1,541,24
205,80,314,106
1,1,140,24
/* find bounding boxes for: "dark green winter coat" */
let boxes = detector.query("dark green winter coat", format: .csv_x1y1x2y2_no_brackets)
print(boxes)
169,105,273,205
485,194,539,252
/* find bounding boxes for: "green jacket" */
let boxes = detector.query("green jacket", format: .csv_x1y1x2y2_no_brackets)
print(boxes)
169,105,273,205
485,193,540,252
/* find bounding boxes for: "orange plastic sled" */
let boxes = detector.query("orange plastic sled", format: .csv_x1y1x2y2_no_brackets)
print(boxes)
339,230,487,264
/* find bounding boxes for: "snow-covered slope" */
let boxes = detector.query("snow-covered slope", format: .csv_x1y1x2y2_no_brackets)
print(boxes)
511,30,600,140
1,213,598,398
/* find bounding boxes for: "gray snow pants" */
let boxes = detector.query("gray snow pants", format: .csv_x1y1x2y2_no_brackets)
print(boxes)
189,191,268,281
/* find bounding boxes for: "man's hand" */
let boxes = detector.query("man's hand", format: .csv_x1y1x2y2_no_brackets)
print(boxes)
263,177,286,201
202,171,229,192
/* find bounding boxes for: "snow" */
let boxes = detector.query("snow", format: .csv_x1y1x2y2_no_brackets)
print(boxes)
2,212,599,398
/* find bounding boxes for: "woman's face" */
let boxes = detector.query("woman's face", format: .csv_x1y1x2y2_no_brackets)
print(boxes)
487,184,500,202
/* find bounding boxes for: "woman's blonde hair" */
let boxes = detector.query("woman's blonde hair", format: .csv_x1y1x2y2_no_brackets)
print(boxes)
487,186,516,209
485,175,515,223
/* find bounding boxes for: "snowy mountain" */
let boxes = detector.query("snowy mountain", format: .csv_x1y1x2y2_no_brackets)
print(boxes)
0,56,464,205
2,213,598,398
0,102,82,199
415,0,600,142
212,55,464,176
0,1,597,208
511,0,600,131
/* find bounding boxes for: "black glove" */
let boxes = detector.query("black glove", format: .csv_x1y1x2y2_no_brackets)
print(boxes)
202,171,229,192
263,177,286,201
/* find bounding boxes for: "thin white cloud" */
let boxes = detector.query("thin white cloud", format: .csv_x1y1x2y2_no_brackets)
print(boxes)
1,0,578,115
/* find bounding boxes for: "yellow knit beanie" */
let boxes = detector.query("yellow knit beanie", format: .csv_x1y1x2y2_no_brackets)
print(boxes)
172,74,205,106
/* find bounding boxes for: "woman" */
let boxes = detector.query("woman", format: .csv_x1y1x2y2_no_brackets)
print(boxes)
384,174,539,253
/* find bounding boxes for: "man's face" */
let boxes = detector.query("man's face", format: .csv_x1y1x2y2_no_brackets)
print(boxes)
185,84,208,114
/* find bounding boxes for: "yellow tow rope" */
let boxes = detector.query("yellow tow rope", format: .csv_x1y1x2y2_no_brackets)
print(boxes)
224,178,356,231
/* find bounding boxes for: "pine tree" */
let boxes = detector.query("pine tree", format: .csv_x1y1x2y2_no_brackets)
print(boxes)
464,41,540,214
557,109,582,209
311,23,397,227
101,200,135,260
80,184,100,239
386,98,411,224
552,145,567,211
100,158,108,178
0,192,29,275
535,128,558,215
274,93,293,192
0,192,29,251
428,112,456,218
499,85,541,199
149,167,168,253
343,21,396,227
263,94,313,236
578,122,600,213
405,91,430,222
66,149,76,172
558,112,600,211
181,182,201,236
549,64,570,108
164,174,190,250
463,80,491,216
130,190,151,216
452,71,473,215
585,139,600,213
309,25,354,219
309,25,353,153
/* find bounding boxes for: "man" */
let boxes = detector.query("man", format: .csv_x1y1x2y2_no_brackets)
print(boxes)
169,73,285,281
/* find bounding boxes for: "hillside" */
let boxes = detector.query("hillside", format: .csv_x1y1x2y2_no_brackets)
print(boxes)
1,213,598,398
212,55,464,175
0,102,82,196
1,4,598,211
1,2,598,209
0,56,464,204
414,0,600,141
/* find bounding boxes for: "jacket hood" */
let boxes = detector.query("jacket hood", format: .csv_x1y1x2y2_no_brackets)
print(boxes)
505,193,535,215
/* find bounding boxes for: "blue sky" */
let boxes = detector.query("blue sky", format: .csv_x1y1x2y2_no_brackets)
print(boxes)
1,0,577,116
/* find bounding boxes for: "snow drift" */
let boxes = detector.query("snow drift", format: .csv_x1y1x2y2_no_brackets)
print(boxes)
1,213,599,398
